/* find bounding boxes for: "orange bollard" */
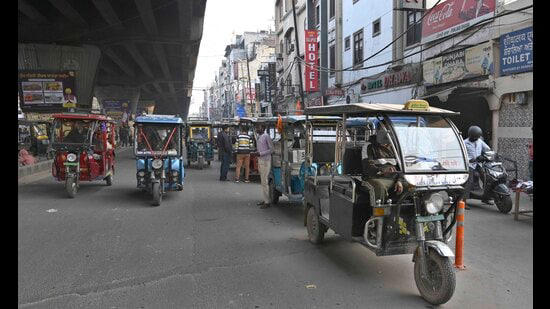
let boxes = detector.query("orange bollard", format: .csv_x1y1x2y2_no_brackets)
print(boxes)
454,200,466,270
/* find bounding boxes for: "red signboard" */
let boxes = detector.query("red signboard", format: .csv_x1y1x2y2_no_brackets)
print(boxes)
421,0,495,44
304,30,319,92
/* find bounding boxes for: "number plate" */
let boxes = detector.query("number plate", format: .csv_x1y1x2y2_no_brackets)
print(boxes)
63,162,78,166
416,214,444,223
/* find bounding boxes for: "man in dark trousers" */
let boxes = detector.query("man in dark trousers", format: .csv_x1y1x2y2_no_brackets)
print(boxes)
217,125,232,181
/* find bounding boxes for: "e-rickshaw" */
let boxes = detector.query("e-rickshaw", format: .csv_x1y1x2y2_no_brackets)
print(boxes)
303,100,469,305
134,115,185,206
18,119,53,158
265,115,340,204
51,112,117,198
186,118,214,169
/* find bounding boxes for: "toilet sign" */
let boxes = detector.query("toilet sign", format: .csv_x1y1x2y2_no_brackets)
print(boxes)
304,30,318,92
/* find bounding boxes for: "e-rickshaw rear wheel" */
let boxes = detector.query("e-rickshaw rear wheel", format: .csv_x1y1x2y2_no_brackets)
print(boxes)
414,248,456,305
306,206,327,244
65,176,77,198
105,174,113,186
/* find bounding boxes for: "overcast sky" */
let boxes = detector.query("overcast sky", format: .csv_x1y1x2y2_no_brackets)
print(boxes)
187,0,446,115
188,0,275,115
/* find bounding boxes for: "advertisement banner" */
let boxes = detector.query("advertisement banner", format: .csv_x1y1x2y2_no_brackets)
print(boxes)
360,63,422,94
500,27,533,76
304,30,319,92
18,70,77,111
423,41,493,85
421,0,495,44
102,99,130,121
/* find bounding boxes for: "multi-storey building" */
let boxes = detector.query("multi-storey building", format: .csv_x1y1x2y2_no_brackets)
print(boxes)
274,0,307,115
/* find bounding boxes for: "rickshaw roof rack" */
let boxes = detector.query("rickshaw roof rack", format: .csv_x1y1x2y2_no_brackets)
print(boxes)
305,103,459,117
262,115,341,124
135,114,184,124
52,112,113,121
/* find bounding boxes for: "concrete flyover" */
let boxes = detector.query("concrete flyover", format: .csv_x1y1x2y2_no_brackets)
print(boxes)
18,0,207,118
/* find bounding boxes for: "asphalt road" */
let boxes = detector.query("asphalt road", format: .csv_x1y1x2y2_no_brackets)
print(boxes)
18,148,533,308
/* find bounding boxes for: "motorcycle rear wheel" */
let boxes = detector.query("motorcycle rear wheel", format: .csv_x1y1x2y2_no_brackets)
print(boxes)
496,195,513,214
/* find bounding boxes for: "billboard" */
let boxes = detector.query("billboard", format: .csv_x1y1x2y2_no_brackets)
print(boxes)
18,70,77,111
421,0,495,44
102,99,130,121
500,27,533,76
304,30,319,92
423,41,493,86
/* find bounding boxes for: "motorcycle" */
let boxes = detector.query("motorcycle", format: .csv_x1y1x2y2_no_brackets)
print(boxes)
468,151,513,213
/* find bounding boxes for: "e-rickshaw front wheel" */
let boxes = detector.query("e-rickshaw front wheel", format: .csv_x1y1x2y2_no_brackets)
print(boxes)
414,248,456,305
152,182,162,206
306,206,327,244
65,176,77,198
105,174,113,186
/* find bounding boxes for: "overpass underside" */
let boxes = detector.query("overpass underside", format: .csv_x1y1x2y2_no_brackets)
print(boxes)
18,0,206,119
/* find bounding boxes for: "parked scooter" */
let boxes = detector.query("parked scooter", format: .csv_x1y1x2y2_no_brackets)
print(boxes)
468,151,513,213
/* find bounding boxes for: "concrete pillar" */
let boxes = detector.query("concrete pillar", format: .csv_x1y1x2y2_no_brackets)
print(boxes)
484,93,502,151
94,86,141,116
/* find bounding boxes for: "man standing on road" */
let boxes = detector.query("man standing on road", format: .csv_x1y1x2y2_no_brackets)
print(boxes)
234,125,252,183
253,125,273,209
217,125,232,181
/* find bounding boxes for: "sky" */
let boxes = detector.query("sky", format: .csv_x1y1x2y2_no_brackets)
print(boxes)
188,0,275,115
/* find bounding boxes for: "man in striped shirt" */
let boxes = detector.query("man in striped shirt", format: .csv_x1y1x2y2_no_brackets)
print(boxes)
234,125,252,183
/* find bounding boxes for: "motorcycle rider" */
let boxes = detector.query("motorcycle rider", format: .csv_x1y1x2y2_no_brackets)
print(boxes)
463,125,492,207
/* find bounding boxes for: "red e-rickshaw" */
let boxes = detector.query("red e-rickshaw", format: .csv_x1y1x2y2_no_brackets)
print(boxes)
51,112,116,198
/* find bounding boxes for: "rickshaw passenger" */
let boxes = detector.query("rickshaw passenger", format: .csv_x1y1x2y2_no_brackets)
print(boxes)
65,122,86,143
361,126,403,203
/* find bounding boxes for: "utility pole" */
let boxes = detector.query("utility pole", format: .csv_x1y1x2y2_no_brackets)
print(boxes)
320,0,328,95
335,0,343,86
392,0,404,66
292,0,305,112
245,44,254,116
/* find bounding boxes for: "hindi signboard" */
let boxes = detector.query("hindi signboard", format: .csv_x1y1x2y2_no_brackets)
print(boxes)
304,30,319,92
500,27,533,76
18,70,77,112
360,63,422,94
421,0,495,44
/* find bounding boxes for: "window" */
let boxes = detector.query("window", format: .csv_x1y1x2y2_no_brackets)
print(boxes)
406,11,422,46
280,40,284,54
285,33,293,55
329,44,335,76
329,0,335,19
344,36,350,51
353,29,363,66
315,5,320,26
287,76,293,94
372,18,381,37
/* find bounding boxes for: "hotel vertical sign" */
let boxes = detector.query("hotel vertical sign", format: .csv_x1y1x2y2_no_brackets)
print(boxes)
304,30,319,92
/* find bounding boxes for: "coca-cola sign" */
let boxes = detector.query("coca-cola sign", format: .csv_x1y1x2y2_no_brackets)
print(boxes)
422,0,495,44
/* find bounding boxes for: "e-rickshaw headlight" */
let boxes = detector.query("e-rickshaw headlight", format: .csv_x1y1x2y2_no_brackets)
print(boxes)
425,193,444,214
67,153,77,162
137,170,146,177
152,159,163,169
171,170,179,177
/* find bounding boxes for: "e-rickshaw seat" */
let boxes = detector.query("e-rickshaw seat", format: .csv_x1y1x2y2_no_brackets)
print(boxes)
343,147,363,175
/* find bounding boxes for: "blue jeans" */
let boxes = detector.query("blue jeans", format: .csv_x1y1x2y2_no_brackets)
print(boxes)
220,151,230,180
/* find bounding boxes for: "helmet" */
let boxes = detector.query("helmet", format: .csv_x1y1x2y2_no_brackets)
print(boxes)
468,126,482,141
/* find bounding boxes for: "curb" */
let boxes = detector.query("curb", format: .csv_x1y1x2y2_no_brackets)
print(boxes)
18,159,53,179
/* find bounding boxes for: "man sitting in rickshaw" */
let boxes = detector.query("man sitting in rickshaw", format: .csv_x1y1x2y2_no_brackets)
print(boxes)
65,121,87,143
361,124,403,203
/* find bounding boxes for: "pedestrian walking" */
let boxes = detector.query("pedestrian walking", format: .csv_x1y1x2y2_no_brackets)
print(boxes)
253,125,273,209
234,125,252,183
217,125,232,181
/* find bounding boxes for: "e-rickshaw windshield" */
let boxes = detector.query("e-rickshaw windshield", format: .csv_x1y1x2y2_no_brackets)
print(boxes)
190,126,210,140
388,115,467,172
52,118,94,145
136,124,181,156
